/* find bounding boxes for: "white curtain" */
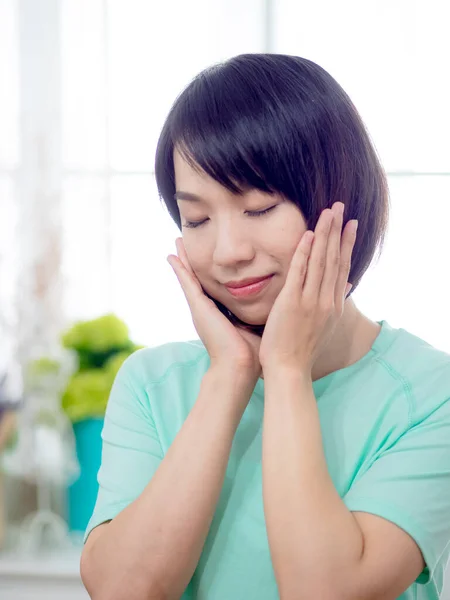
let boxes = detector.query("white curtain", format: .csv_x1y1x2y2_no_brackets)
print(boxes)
1,0,450,373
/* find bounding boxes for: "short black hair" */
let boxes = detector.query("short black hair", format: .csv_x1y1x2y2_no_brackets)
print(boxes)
155,53,389,296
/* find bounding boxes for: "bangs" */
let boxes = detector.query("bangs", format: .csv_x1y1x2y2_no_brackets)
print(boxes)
157,55,318,207
172,67,278,196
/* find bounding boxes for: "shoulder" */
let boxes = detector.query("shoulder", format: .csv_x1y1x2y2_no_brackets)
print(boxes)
116,339,209,390
374,321,450,424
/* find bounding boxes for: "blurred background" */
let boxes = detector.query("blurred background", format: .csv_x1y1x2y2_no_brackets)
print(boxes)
0,0,449,598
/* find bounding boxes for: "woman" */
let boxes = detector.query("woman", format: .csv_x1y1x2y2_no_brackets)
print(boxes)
80,54,450,600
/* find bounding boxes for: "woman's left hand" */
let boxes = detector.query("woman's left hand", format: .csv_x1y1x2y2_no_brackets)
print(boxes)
259,201,358,376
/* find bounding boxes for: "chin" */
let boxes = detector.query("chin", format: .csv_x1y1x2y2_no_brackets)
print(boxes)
230,306,269,327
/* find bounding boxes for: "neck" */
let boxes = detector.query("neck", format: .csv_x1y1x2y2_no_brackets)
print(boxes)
310,298,381,382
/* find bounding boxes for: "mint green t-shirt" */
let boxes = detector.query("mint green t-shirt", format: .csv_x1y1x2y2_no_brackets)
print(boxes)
85,320,450,599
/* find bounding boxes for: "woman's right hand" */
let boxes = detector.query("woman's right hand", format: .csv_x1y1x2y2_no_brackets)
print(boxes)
167,238,262,383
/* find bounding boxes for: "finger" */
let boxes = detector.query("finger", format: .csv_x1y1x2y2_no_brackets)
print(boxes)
302,209,333,299
175,237,196,277
283,230,315,291
167,253,204,308
335,219,358,305
320,202,344,301
174,237,206,294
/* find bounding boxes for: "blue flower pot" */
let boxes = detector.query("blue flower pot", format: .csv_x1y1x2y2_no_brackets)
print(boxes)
67,418,104,532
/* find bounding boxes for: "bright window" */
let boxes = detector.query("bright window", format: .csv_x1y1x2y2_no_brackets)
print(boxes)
1,0,449,356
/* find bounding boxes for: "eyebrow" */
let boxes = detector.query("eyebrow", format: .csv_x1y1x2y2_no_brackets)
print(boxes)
174,191,205,203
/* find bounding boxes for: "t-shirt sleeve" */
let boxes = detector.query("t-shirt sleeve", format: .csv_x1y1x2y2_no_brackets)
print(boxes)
343,397,450,594
84,353,164,543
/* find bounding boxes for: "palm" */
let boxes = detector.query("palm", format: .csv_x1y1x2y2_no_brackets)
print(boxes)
170,237,262,380
234,326,262,379
200,294,261,378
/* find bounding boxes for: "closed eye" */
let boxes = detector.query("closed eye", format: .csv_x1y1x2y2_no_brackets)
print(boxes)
182,218,209,229
246,205,277,218
182,205,278,229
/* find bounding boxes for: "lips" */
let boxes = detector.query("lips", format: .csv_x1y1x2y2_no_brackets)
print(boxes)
224,275,273,289
224,274,274,299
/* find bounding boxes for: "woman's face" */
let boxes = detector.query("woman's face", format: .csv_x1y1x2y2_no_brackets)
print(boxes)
173,148,308,325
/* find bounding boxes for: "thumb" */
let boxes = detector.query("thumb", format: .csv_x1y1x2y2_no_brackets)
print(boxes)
167,254,205,308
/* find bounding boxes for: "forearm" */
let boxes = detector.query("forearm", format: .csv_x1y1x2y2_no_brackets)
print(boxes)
82,367,255,600
262,368,364,599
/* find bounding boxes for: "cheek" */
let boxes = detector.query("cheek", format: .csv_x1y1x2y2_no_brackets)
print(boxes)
281,236,303,265
269,223,307,270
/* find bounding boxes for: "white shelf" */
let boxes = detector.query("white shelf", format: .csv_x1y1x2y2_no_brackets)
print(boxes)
0,546,82,579
0,547,89,600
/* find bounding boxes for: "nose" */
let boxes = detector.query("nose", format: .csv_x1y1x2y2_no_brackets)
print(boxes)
212,219,255,268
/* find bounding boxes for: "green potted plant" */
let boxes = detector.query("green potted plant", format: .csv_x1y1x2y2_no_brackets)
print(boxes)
61,314,142,532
